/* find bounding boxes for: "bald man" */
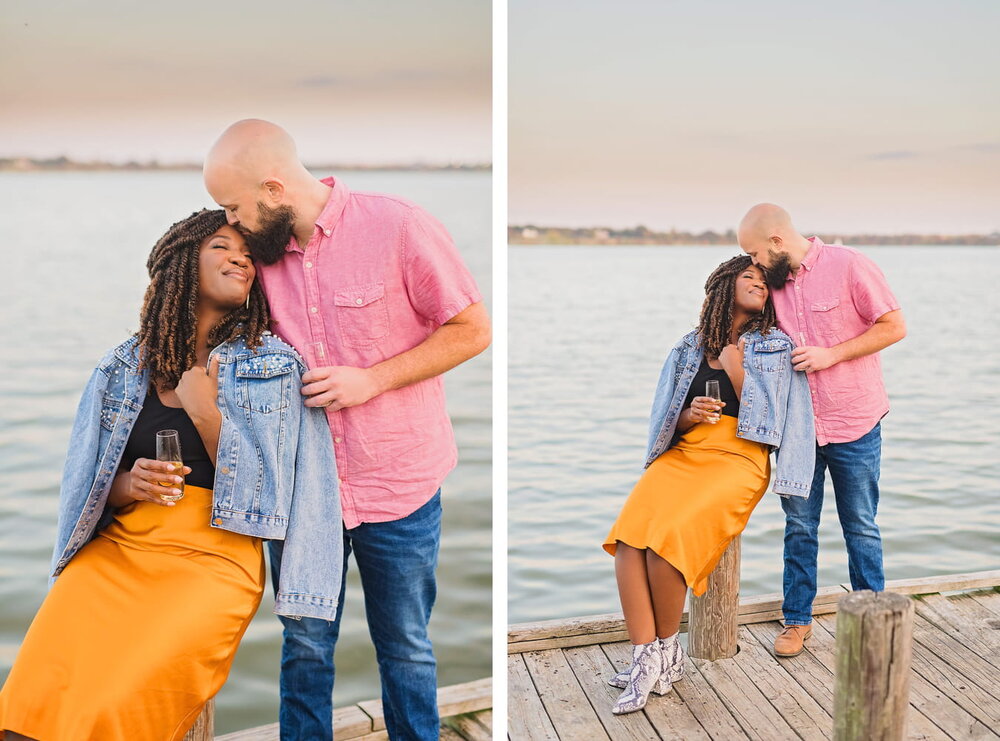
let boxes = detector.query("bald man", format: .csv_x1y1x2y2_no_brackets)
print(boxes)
204,120,491,740
738,204,905,658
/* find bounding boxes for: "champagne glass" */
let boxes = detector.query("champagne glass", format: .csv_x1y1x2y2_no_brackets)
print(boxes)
705,380,722,424
156,429,185,502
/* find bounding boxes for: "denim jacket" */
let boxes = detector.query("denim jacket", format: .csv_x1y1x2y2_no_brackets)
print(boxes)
645,329,816,497
51,333,342,620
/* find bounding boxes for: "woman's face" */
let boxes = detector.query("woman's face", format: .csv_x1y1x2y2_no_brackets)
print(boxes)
197,224,256,311
733,264,768,314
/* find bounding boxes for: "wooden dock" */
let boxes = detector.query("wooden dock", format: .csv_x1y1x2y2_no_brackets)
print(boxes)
214,677,492,740
508,570,1000,740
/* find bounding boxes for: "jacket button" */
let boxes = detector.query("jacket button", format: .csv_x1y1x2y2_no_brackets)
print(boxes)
213,517,223,526
221,466,230,474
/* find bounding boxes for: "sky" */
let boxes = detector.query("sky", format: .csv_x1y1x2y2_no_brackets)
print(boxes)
1,0,491,165
510,0,1000,234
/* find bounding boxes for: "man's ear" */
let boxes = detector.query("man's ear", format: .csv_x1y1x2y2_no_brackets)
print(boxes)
770,234,783,250
261,178,286,204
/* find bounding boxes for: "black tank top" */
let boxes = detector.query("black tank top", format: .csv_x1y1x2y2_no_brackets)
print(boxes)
120,387,216,488
683,356,740,418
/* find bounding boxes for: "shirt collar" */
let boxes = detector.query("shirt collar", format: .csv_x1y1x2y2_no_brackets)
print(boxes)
285,176,349,254
799,236,824,272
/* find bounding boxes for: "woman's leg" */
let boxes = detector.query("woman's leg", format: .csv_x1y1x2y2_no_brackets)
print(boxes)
644,549,687,638
614,542,656,644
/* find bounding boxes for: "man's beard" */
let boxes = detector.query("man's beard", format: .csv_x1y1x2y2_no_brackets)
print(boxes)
238,203,297,265
762,249,793,288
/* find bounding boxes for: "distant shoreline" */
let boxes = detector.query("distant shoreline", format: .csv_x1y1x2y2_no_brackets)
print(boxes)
509,225,1000,247
0,157,491,173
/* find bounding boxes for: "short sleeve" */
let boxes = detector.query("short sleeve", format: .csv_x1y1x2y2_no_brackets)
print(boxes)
402,205,483,325
850,252,900,324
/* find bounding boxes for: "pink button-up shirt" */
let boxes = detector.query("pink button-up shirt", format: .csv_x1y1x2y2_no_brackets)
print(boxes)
770,238,900,446
257,177,482,528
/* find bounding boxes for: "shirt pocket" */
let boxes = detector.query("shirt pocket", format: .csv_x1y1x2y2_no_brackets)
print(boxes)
334,282,390,348
100,395,134,431
751,339,788,373
235,354,296,414
810,297,844,336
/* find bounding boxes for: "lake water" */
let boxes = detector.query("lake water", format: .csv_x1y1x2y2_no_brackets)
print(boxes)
0,171,491,733
508,244,1000,625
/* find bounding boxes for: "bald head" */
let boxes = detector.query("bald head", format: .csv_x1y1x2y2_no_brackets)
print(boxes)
203,119,305,193
738,203,795,245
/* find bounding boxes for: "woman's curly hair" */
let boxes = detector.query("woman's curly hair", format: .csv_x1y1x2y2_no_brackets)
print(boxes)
696,254,776,357
137,209,269,389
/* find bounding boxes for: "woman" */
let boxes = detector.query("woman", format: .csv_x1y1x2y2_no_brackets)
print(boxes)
602,255,815,715
0,209,341,741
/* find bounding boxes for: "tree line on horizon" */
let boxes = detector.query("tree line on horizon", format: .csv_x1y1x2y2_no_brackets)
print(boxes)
508,224,1000,246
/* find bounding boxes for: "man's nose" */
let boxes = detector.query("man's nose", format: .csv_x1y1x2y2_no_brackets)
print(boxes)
225,211,238,226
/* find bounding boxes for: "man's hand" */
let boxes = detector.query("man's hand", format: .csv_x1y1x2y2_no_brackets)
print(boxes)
301,365,382,411
791,345,838,373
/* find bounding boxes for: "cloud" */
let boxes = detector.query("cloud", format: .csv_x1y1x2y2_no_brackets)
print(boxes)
959,142,1000,153
866,150,919,161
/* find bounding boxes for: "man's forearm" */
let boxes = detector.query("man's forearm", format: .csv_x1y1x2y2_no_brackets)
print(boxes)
370,302,491,395
833,310,906,364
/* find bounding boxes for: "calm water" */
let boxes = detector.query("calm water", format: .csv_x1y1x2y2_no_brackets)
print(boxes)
0,171,491,733
509,244,1000,625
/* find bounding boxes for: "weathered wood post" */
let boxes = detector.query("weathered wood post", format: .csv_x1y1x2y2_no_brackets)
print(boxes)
834,591,914,741
688,536,740,659
182,699,214,741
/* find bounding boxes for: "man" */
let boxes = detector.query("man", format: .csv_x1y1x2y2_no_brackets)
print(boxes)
203,119,491,740
738,203,905,658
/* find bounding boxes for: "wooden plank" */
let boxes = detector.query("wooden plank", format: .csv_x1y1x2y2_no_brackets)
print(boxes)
914,595,1000,671
439,726,466,741
967,589,1000,618
691,654,800,740
357,677,491,733
335,705,377,738
601,641,716,740
744,621,835,714
562,643,665,740
522,648,611,740
507,653,559,741
850,570,1000,597
508,585,850,652
216,723,279,740
731,626,831,740
815,612,987,740
910,611,1000,704
445,711,492,741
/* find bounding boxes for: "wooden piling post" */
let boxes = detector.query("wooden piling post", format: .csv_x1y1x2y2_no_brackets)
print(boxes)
834,591,914,741
689,536,740,659
182,699,214,741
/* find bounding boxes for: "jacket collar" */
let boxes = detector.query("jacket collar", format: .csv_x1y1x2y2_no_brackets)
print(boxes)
113,336,142,369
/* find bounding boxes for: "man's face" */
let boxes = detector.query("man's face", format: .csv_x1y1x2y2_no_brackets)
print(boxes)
236,201,297,265
739,236,792,289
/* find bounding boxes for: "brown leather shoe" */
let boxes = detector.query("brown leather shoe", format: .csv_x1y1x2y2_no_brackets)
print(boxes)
773,625,812,657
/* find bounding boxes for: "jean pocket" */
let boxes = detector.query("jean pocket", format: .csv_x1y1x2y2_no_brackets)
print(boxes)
751,340,787,373
235,353,296,413
334,282,389,348
810,297,843,336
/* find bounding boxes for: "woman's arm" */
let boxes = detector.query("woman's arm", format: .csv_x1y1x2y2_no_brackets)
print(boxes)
174,357,222,466
718,340,746,398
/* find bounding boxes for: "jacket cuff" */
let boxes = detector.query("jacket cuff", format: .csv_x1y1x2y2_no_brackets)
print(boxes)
772,478,811,497
274,593,339,622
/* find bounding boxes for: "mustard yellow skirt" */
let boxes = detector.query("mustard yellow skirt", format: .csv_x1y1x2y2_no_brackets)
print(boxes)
603,415,770,596
0,485,264,741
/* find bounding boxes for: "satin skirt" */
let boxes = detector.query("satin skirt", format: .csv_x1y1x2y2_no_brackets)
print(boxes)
604,415,770,596
0,485,264,741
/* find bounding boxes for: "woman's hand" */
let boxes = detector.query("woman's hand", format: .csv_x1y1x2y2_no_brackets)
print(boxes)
174,356,220,421
690,395,724,423
718,338,746,374
107,459,193,508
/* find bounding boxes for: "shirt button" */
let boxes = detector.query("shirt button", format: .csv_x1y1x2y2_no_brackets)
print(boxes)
795,285,800,290
334,437,342,443
213,518,223,526
324,229,332,237
310,306,318,313
305,261,313,269
355,298,363,305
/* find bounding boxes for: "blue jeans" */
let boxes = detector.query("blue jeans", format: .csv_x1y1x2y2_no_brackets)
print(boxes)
781,424,884,626
268,490,442,741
